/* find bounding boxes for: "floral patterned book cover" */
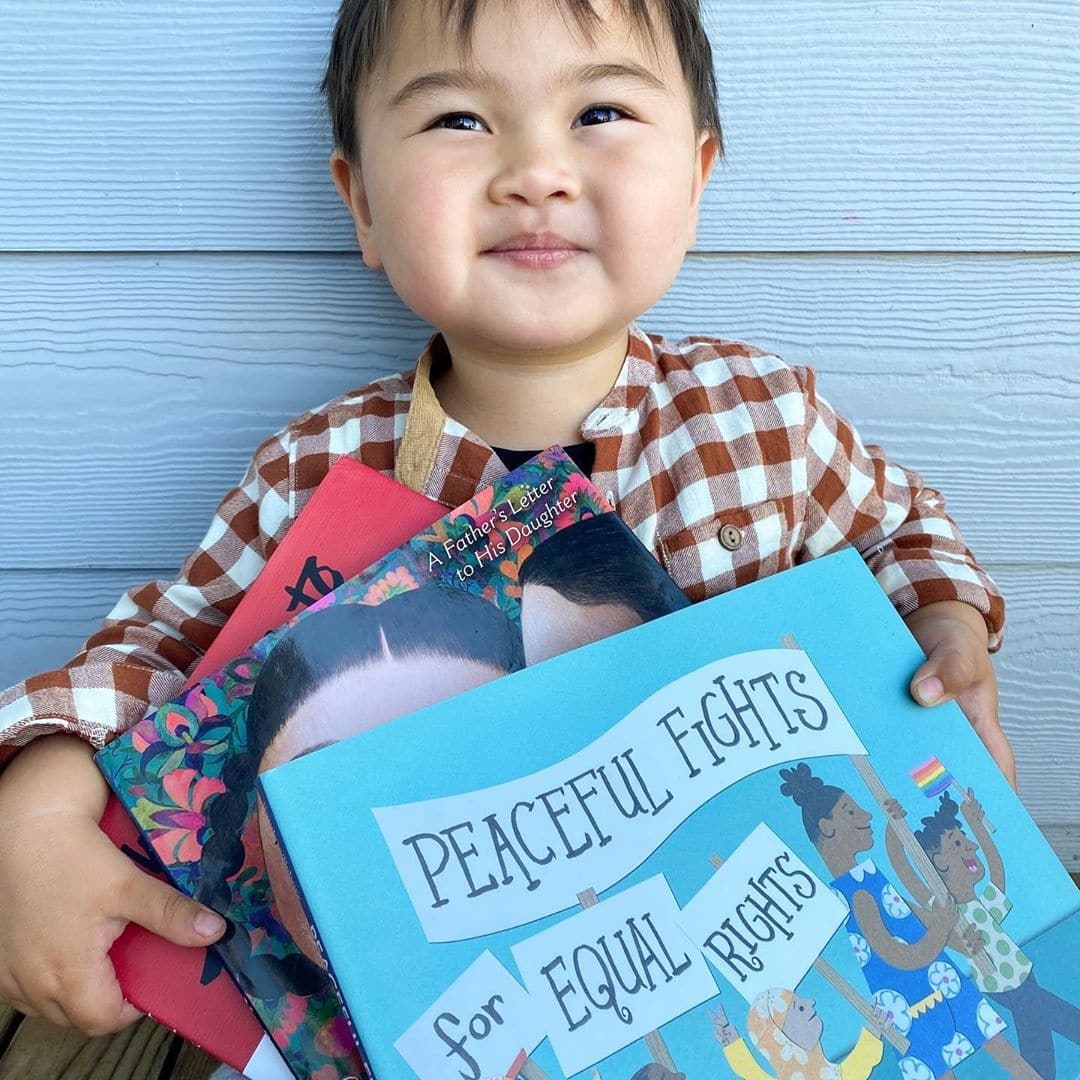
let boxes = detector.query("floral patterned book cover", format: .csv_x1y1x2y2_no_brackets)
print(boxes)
260,549,1080,1080
98,457,442,1080
95,447,690,1079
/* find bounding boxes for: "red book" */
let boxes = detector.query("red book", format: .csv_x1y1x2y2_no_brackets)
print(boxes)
101,459,443,1077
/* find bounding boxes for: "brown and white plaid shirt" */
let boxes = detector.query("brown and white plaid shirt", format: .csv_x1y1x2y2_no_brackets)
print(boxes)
0,326,1004,762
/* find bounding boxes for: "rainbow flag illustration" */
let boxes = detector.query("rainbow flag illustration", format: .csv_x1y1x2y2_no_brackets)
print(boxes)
910,756,995,832
910,756,955,798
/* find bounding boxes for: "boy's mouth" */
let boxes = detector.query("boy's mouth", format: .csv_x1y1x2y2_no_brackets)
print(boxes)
484,232,586,269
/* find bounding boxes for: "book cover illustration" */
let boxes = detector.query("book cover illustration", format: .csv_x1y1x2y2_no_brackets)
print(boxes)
98,458,441,1079
259,549,1080,1080
96,447,689,1079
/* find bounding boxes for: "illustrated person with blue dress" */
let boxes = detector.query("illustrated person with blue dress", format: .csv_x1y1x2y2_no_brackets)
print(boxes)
779,763,1039,1080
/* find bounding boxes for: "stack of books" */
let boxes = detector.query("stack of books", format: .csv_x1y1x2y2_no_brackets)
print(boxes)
96,449,1080,1079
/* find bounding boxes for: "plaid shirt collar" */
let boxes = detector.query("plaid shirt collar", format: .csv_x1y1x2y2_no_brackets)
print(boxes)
395,323,656,509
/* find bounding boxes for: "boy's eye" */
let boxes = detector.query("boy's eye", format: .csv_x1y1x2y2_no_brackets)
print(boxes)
430,113,487,133
573,104,628,128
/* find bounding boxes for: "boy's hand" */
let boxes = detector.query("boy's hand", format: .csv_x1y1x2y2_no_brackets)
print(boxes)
903,600,1016,787
0,734,226,1035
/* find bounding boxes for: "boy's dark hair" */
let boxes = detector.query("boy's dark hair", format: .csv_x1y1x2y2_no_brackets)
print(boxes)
518,512,689,623
322,0,723,164
915,791,963,857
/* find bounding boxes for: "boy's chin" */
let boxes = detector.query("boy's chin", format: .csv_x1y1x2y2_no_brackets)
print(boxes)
449,317,631,359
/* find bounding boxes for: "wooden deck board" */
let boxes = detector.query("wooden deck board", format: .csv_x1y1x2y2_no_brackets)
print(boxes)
167,1042,219,1080
0,1013,215,1080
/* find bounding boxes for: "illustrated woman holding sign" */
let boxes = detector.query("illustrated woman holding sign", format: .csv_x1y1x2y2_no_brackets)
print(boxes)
779,763,1040,1080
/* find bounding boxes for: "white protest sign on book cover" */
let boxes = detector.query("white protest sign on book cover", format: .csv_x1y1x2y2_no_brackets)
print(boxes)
373,649,865,942
394,951,544,1080
676,823,848,1003
510,875,717,1076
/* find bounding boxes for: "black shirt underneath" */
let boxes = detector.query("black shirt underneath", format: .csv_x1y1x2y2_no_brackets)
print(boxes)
492,443,595,477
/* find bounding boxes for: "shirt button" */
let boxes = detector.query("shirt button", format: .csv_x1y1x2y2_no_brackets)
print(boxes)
718,523,743,551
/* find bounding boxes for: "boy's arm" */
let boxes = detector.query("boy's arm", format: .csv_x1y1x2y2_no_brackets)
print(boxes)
0,426,298,764
795,365,1004,645
795,367,1012,780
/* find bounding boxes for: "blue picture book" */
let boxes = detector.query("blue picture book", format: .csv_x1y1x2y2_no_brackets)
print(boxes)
259,549,1080,1080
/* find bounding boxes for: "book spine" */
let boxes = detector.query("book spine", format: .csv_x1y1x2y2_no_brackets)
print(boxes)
256,777,377,1080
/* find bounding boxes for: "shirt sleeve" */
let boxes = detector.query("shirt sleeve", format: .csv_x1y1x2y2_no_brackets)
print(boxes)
723,1038,776,1080
0,427,297,765
795,366,1005,649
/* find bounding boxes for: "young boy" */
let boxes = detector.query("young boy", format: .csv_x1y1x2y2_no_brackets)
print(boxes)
0,0,1011,1042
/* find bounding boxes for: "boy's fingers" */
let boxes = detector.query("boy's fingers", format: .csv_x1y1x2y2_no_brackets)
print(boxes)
49,954,143,1036
911,647,977,706
971,720,1017,789
118,1000,147,1027
4,941,144,1035
911,647,1015,788
10,975,79,1031
116,869,226,948
3,992,38,1020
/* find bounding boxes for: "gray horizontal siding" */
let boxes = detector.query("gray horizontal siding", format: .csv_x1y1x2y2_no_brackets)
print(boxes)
1,0,1076,861
2,254,1075,565
1,1,1077,251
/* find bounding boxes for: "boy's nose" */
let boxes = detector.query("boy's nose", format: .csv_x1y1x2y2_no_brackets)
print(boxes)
489,138,582,206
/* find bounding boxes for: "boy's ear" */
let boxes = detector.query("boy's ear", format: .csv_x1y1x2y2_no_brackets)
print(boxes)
685,130,720,249
329,150,383,270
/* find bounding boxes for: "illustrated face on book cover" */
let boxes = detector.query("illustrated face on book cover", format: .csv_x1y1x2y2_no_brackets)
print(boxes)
515,513,679,664
251,586,527,965
918,793,987,903
253,524,689,967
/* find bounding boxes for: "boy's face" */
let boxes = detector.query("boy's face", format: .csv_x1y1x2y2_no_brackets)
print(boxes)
332,0,717,360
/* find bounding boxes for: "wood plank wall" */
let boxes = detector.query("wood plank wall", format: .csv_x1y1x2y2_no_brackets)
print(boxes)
1,2,1077,866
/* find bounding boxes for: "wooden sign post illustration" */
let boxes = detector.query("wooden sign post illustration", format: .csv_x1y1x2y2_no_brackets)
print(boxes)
577,888,680,1075
847,754,993,978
